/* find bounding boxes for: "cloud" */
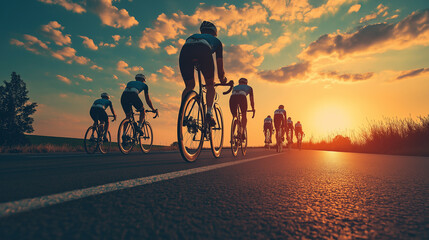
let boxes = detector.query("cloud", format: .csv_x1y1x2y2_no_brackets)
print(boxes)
139,3,268,50
112,35,121,42
126,36,132,46
52,47,91,65
386,14,399,20
348,4,361,14
118,83,126,90
116,60,144,75
157,66,175,79
396,68,429,80
57,74,72,84
79,36,98,50
164,45,178,55
86,0,138,29
90,64,103,70
41,21,72,46
75,74,93,82
255,27,271,36
10,35,49,54
38,0,86,14
258,61,310,83
320,71,374,82
83,89,93,93
59,93,68,98
99,42,116,47
256,31,293,55
360,4,388,23
113,75,118,79
299,9,429,61
148,73,158,83
224,45,264,75
262,0,357,22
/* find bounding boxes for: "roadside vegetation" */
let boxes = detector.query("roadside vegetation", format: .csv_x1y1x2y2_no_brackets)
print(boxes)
302,115,429,156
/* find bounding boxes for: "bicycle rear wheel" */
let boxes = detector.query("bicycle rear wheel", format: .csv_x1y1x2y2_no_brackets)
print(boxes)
118,118,136,154
276,130,282,153
288,129,292,150
84,126,98,154
241,127,248,156
210,103,224,158
230,117,239,157
99,130,111,154
177,92,204,162
140,122,153,153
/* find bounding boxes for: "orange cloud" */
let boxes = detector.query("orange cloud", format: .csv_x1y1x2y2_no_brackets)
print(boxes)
41,21,71,46
10,35,49,55
79,36,98,50
157,66,175,79
164,45,178,55
52,47,91,65
117,60,144,75
348,4,361,14
38,0,86,14
224,45,264,75
56,75,71,84
75,74,93,82
258,62,310,83
87,0,138,29
90,64,103,70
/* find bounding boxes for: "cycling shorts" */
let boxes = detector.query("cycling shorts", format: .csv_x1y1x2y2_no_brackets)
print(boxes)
229,94,247,117
121,91,144,114
274,115,284,130
179,43,214,83
90,106,108,123
264,123,273,131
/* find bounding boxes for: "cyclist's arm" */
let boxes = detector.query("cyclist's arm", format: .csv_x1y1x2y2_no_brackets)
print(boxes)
144,90,155,111
215,44,226,82
109,103,117,120
249,87,255,111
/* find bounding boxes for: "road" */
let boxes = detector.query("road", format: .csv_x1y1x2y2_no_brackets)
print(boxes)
0,149,428,239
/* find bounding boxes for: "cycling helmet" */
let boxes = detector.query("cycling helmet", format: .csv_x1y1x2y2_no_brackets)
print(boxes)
200,21,217,36
135,73,146,81
279,105,284,109
268,115,271,118
288,117,291,120
239,78,248,84
101,92,110,99
297,121,300,124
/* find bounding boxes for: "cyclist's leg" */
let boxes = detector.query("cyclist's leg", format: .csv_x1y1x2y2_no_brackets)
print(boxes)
239,95,248,135
121,92,133,119
90,107,98,127
229,95,238,118
269,126,273,142
199,45,215,115
99,109,109,137
179,44,195,101
130,93,145,125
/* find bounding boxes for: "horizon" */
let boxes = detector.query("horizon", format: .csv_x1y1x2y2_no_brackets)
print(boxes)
2,0,429,146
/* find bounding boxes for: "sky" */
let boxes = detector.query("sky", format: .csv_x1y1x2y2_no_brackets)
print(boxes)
1,0,429,146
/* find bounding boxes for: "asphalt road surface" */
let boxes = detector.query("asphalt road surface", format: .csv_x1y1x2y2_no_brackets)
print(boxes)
0,149,428,239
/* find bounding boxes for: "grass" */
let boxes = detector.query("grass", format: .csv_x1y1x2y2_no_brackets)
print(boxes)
301,115,429,156
0,135,175,154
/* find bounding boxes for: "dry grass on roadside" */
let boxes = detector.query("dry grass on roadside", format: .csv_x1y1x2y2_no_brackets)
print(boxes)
301,115,429,156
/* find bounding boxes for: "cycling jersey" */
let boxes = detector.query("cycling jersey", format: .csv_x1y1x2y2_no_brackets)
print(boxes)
232,85,252,96
274,109,287,119
124,81,148,94
287,119,294,128
295,123,303,132
264,117,273,125
92,98,112,110
186,34,223,58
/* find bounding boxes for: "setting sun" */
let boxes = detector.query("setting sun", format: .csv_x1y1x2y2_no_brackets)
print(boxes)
312,104,352,137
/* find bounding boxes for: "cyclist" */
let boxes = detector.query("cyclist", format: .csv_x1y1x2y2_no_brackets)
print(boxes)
295,121,304,139
274,105,287,141
229,77,255,139
179,21,227,125
90,92,116,140
287,117,294,144
120,73,157,133
263,115,273,143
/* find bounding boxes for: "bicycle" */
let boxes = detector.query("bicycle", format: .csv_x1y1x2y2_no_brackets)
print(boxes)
177,62,233,162
264,129,273,150
276,127,284,153
287,128,293,150
84,115,115,154
231,109,254,157
118,109,158,154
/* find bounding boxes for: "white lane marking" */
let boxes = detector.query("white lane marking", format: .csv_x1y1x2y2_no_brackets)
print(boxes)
0,153,279,218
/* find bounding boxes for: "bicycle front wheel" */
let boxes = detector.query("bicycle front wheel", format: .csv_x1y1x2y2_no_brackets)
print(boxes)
118,118,136,154
177,92,204,162
99,131,111,154
230,117,239,157
210,103,224,158
139,122,153,153
84,126,98,154
241,127,248,156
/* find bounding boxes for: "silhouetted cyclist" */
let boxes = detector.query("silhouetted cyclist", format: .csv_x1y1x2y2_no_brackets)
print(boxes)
90,92,116,139
274,105,287,141
179,21,227,125
263,115,273,143
229,78,255,139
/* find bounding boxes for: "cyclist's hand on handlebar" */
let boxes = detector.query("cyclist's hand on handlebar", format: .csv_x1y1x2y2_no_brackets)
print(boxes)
220,76,227,84
112,115,117,122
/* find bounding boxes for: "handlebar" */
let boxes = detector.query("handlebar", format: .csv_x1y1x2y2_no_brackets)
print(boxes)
145,109,159,119
107,115,116,122
247,110,255,119
214,80,234,95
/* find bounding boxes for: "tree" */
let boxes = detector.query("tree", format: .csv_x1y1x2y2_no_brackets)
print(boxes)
0,72,37,145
